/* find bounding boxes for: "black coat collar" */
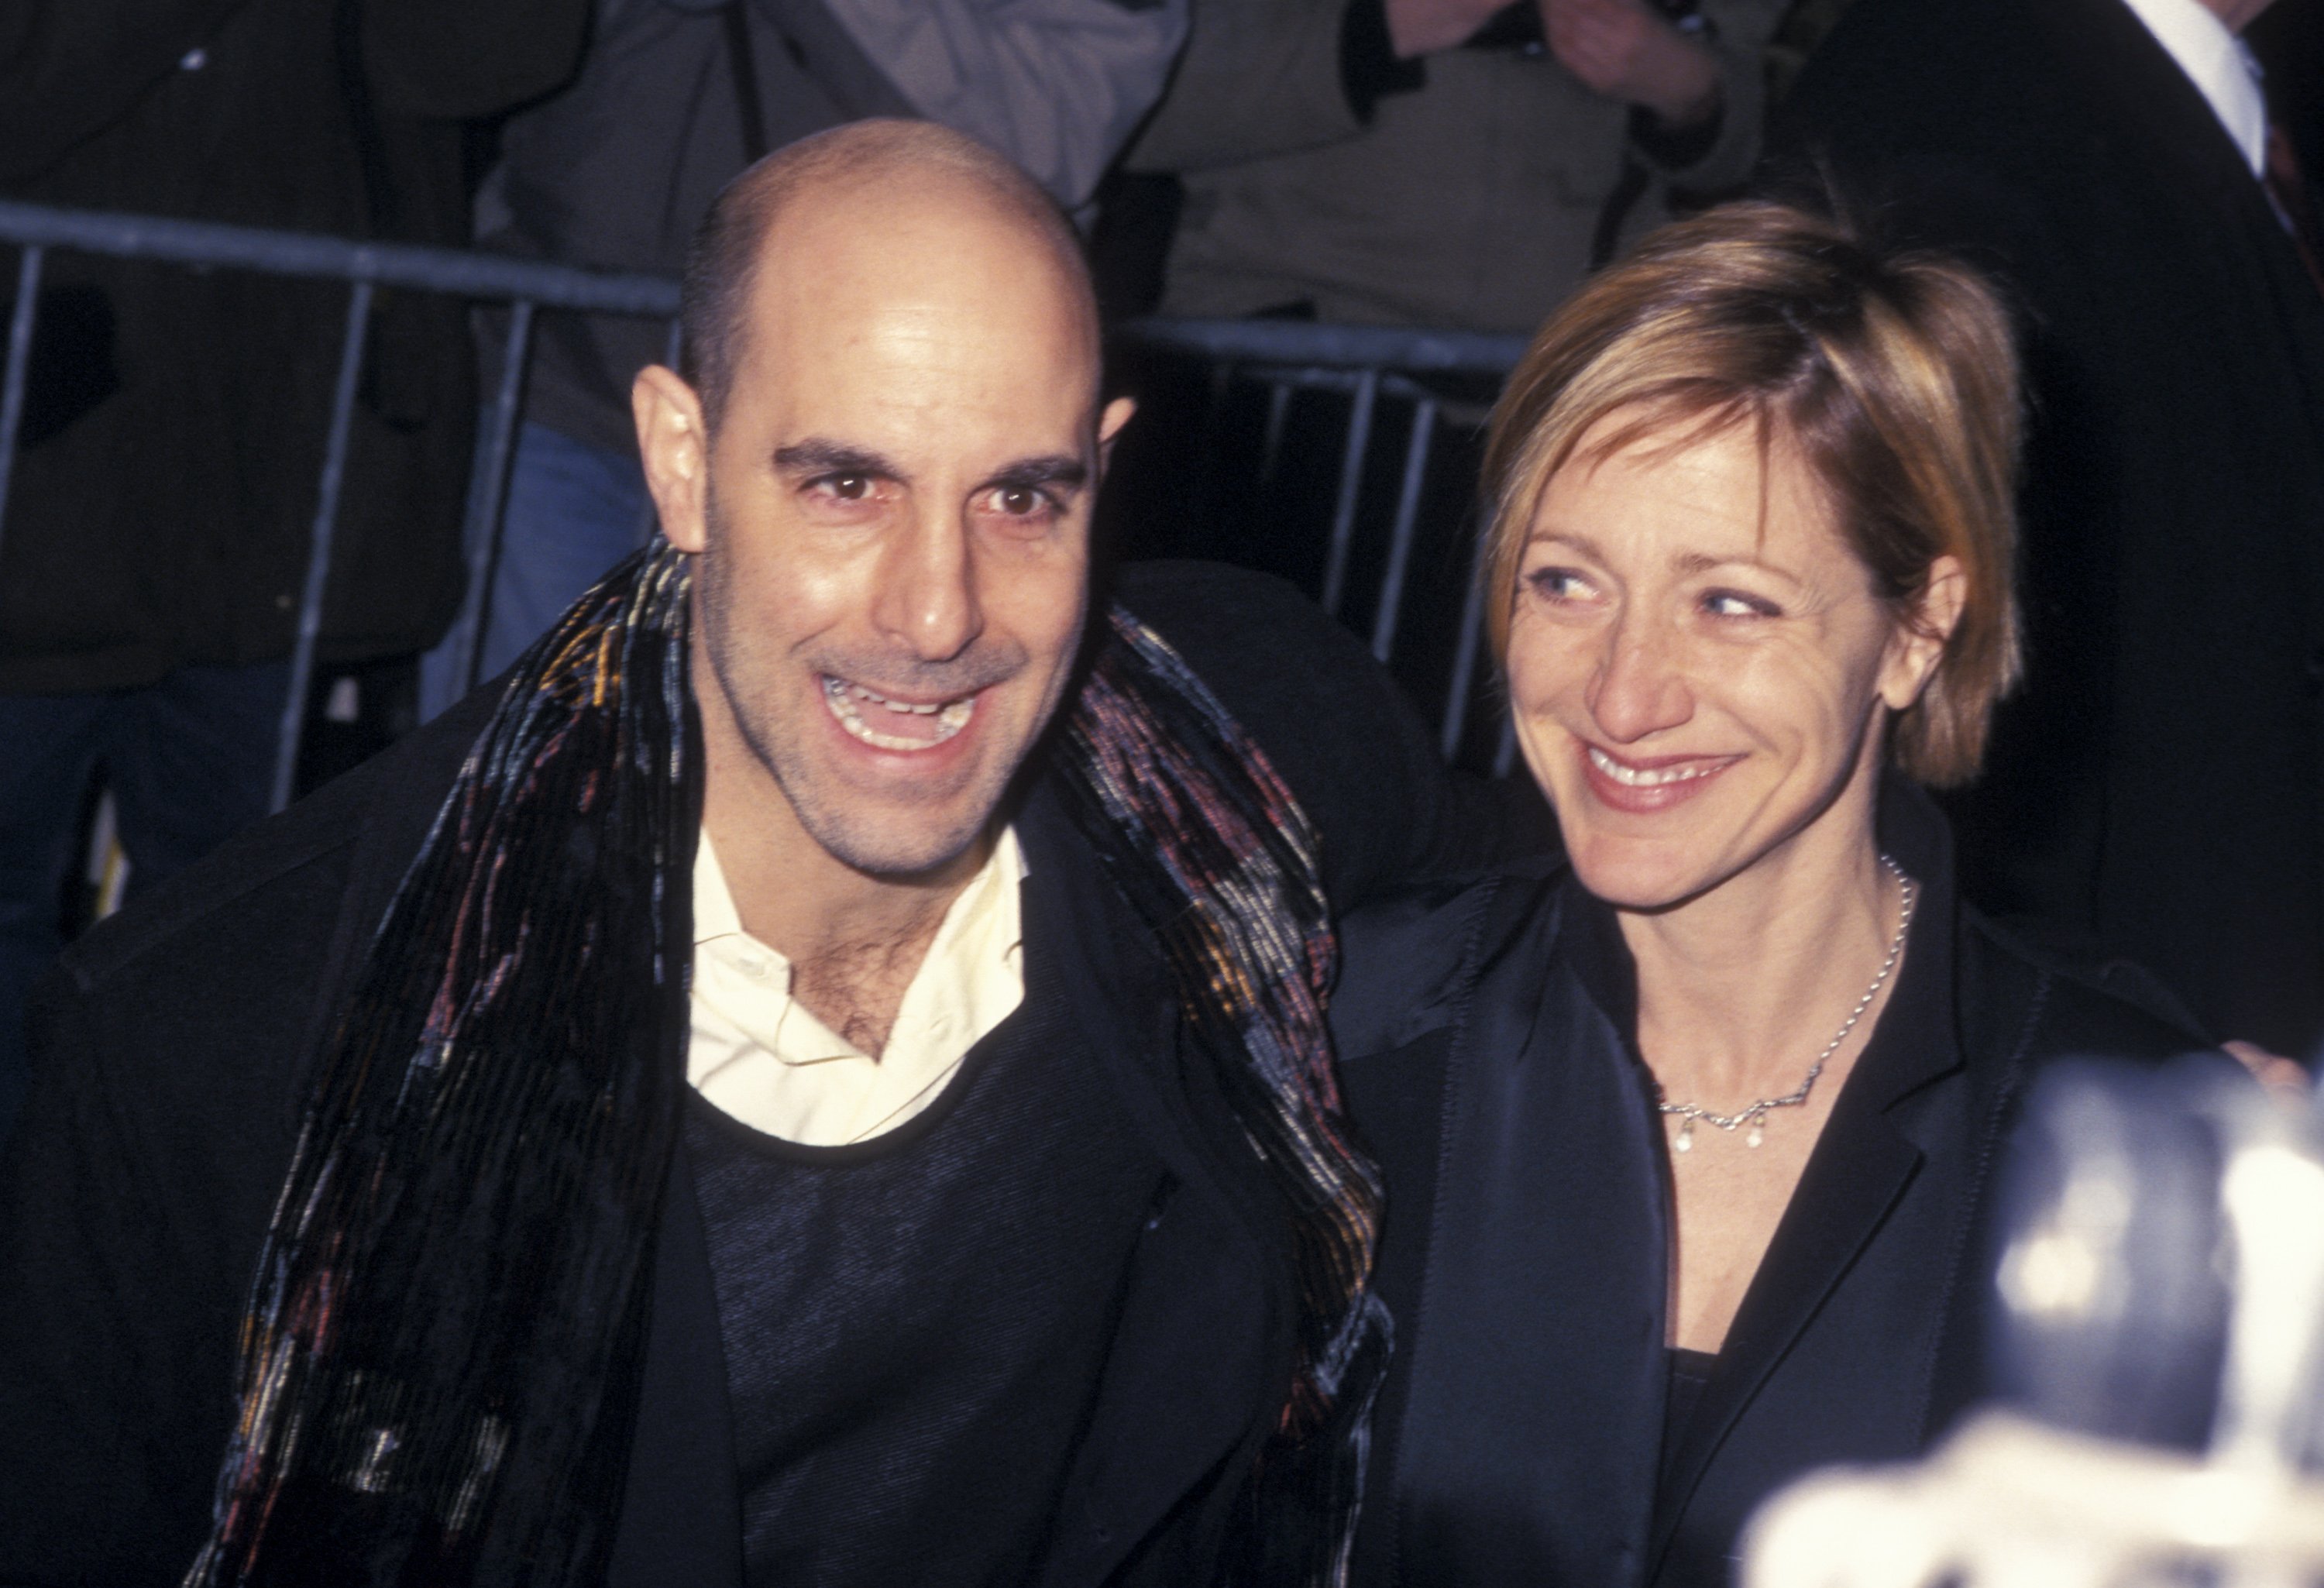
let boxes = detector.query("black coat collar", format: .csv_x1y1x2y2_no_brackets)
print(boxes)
606,782,1284,1587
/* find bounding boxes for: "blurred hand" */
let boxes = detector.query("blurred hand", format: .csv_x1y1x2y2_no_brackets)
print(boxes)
1538,0,1721,126
1385,0,1516,57
2225,1039,2312,1105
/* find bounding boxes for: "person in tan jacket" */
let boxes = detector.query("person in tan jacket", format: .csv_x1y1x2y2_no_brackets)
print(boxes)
1129,0,1783,334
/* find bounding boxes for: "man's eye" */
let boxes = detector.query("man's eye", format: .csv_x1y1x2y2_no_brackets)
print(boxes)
985,485,1057,518
823,474,871,501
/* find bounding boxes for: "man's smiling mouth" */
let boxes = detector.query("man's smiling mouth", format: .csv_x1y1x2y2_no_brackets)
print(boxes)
822,675,978,751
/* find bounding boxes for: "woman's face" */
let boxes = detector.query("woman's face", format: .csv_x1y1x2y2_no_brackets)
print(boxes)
1506,412,1951,911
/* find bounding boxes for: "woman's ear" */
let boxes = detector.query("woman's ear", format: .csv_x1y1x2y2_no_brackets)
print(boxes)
1879,554,1967,710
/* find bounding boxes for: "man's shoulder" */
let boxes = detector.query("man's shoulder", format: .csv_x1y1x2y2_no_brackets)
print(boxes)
1958,906,2216,1080
1107,559,1501,908
1773,0,2094,187
1332,861,1563,1061
55,685,493,999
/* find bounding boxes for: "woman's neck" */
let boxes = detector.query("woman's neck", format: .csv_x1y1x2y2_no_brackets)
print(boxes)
1620,803,1904,1109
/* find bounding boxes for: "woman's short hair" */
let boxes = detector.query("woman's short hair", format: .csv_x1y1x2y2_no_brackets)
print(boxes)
1480,201,2023,787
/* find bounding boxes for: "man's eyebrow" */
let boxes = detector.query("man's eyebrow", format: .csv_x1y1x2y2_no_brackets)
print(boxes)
772,439,905,479
984,455,1090,493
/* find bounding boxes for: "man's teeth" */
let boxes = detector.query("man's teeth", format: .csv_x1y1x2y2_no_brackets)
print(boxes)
1588,747,1723,787
823,676,975,749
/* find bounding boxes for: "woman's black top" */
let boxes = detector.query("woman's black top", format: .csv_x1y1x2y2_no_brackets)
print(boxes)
1662,1350,1719,1487
1332,777,2213,1588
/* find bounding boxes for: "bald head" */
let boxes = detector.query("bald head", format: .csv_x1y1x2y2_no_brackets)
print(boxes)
634,117,1136,895
679,119,1097,433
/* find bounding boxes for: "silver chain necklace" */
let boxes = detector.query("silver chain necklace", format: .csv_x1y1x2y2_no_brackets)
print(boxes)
1655,854,1917,1152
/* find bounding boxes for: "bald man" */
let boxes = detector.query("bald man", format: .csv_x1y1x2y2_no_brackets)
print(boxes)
0,123,1526,1587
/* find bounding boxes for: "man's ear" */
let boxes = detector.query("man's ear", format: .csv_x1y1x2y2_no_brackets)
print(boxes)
1095,396,1137,477
1879,554,1968,711
634,365,710,553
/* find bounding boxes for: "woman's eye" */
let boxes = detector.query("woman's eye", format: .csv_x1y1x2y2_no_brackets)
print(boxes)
1527,566,1597,603
1703,589,1780,619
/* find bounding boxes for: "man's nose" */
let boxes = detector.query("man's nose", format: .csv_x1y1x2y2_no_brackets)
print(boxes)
1585,610,1695,742
871,507,983,662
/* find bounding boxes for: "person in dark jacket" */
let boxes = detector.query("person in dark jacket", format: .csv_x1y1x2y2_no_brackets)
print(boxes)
0,122,1535,1588
0,0,592,1142
1333,203,2226,1588
1769,0,2324,1061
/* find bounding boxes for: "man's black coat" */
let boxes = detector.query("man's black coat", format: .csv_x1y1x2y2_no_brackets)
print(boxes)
1771,0,2324,1056
0,562,1546,1586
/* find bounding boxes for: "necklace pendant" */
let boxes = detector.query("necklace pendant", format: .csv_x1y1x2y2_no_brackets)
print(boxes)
1747,1116,1765,1149
1675,1117,1695,1153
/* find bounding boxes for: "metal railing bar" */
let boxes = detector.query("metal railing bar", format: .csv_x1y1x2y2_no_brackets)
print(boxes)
449,298,538,696
1119,315,1526,377
1184,359,1235,540
1231,365,1459,406
1370,397,1437,663
0,201,677,318
1442,506,1492,762
1257,380,1293,493
270,279,373,813
1319,370,1379,619
0,245,44,561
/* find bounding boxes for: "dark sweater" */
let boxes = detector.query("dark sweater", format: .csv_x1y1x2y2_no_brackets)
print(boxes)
685,937,1164,1587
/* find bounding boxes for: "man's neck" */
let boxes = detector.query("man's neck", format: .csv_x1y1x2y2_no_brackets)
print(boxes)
699,716,990,1060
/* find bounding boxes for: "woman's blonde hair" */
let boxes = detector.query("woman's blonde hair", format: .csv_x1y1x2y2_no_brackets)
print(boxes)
1480,201,2023,786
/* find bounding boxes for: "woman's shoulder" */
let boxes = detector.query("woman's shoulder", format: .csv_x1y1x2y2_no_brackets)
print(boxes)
1332,860,1566,1061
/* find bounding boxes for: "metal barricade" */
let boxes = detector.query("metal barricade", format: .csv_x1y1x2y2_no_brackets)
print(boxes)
0,201,1530,806
1108,318,1528,774
0,199,678,811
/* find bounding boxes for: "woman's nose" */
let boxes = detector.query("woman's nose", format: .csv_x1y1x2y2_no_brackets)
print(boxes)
1586,615,1695,742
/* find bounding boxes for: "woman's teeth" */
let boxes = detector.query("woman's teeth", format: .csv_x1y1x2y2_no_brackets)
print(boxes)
1587,746,1723,787
823,676,975,750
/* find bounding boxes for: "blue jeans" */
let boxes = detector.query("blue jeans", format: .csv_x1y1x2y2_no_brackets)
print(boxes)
0,659,289,1150
421,421,651,720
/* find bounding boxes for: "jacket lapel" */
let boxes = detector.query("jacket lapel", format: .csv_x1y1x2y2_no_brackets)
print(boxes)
1387,878,1670,1587
1650,782,1968,1573
608,1146,745,1588
1022,788,1284,1588
1647,1102,1927,1570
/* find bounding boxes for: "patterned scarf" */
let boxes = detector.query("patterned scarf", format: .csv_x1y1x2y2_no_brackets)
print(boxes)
186,541,1387,1588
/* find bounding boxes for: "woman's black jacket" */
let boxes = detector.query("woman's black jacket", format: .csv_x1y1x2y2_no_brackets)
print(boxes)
1333,778,2215,1588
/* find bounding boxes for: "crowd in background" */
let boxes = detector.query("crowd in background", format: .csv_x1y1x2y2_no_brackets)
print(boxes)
0,0,2320,1147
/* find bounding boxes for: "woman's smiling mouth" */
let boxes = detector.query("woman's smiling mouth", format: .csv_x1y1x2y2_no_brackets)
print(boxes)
822,675,978,751
1581,743,1741,810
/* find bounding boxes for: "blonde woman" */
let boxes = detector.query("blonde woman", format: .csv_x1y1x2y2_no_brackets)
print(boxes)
1334,203,2222,1587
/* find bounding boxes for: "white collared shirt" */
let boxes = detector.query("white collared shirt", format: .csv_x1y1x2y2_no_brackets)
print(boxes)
2116,0,2268,177
687,827,1028,1146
